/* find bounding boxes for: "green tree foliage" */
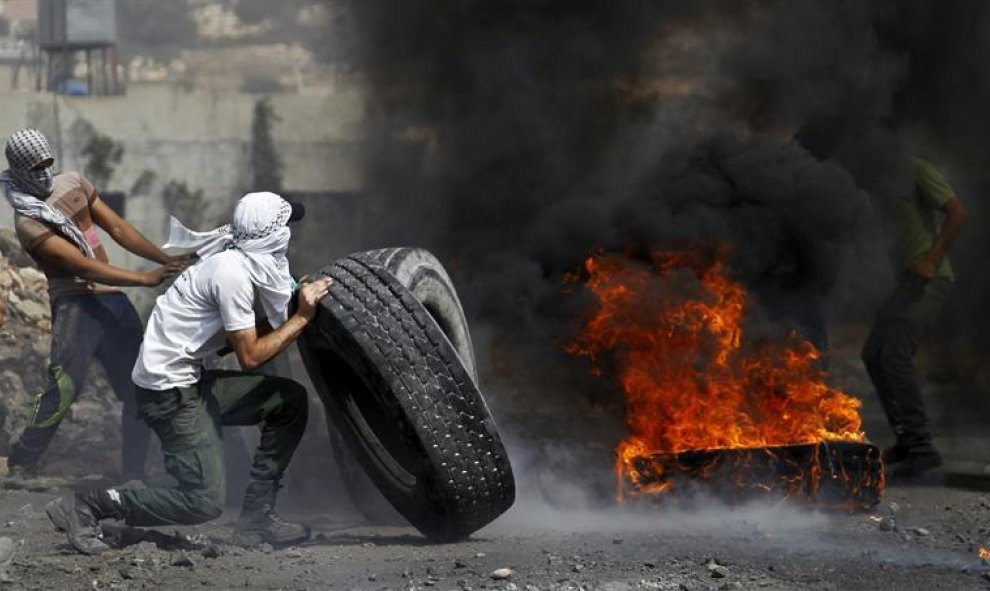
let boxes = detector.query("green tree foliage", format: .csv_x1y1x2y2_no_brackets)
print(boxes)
250,98,284,193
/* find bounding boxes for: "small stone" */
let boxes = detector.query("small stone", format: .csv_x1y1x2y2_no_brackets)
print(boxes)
454,559,467,568
571,564,583,573
612,538,624,545
887,501,900,514
909,527,930,537
879,518,897,532
707,562,729,579
643,560,657,568
135,541,158,553
258,543,273,554
201,545,223,559
169,551,193,568
490,568,513,580
368,574,377,581
476,552,487,558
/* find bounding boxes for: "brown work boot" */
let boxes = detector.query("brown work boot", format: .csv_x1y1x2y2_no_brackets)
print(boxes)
46,490,123,555
238,480,310,547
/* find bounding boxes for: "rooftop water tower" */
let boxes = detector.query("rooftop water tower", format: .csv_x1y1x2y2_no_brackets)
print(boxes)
37,0,119,94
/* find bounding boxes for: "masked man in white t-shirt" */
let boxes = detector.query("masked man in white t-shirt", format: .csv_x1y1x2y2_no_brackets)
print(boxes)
45,191,332,554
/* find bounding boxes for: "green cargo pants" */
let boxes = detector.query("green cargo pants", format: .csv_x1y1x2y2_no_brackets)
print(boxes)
119,370,308,526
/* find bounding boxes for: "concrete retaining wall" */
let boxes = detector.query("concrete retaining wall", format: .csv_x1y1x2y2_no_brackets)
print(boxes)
0,82,367,310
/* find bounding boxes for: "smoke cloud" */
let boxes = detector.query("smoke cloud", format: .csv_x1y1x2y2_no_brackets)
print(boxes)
315,0,990,506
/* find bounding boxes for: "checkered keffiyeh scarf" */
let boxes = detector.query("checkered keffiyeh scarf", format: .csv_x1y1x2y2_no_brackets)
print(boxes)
164,191,295,326
2,130,94,258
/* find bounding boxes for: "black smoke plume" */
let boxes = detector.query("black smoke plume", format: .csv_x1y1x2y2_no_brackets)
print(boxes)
318,0,990,504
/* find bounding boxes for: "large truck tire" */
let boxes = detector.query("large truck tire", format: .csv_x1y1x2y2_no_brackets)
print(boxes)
354,247,478,381
330,247,480,525
298,256,514,541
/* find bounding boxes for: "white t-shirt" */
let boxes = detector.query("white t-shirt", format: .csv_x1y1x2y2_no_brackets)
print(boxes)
132,249,283,390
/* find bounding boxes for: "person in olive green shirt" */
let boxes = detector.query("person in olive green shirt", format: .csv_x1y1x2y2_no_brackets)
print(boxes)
862,158,968,479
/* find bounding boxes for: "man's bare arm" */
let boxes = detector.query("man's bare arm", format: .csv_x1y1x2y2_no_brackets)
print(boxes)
90,196,189,264
34,233,185,287
909,197,968,280
227,278,332,371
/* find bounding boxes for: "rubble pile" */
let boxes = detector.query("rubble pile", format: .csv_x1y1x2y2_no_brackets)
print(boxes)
0,228,124,477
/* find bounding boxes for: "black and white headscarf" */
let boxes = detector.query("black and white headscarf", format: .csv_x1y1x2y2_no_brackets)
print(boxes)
164,192,294,326
2,129,94,258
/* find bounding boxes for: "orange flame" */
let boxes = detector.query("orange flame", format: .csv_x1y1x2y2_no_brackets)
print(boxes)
566,252,867,500
979,547,990,562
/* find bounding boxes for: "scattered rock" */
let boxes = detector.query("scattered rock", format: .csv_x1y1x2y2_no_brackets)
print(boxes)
169,551,194,568
612,538,624,545
879,518,897,532
119,566,144,580
643,560,657,568
454,559,467,568
571,564,583,573
476,552,487,558
490,568,513,580
707,561,729,579
258,543,274,554
909,527,930,537
201,544,223,559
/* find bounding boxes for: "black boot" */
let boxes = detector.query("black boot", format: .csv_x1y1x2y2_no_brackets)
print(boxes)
46,489,123,555
238,480,310,546
882,444,910,465
892,449,944,480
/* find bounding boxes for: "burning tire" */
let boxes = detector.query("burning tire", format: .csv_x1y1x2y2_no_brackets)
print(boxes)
329,247,480,524
298,256,514,541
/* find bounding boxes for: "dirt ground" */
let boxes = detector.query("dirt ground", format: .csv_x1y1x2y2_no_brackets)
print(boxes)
0,479,986,590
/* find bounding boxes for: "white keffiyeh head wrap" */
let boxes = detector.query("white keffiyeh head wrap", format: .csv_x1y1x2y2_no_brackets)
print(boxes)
164,191,295,326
